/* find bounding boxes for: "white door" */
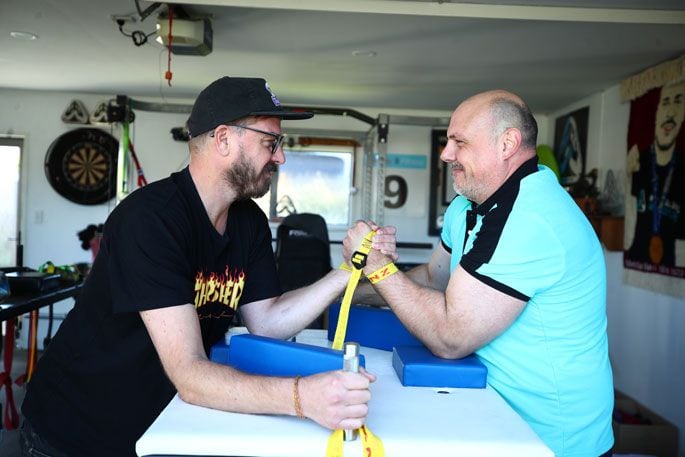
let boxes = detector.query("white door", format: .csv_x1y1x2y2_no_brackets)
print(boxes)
0,138,22,267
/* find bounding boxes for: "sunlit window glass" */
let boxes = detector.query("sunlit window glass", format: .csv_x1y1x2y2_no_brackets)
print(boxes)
255,150,352,226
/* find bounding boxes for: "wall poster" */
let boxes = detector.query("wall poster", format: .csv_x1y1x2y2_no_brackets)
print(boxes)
428,129,456,236
623,79,685,292
553,106,589,190
619,54,685,297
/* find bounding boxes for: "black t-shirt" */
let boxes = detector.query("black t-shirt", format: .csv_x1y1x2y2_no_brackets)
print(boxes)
22,167,281,457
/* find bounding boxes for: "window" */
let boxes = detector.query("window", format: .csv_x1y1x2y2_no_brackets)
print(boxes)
0,138,22,267
255,148,354,226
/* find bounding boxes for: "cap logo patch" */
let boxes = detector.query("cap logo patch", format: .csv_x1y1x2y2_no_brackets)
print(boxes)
264,81,281,107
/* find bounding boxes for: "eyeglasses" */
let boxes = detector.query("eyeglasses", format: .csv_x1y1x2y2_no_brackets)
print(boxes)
212,124,286,155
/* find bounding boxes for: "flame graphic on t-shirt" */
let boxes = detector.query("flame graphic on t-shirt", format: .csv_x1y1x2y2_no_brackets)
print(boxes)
194,267,245,311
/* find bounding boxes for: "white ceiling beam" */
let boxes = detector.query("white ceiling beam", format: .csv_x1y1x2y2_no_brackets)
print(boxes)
164,0,685,24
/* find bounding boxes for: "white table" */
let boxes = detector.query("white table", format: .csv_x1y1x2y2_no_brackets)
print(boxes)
136,329,553,457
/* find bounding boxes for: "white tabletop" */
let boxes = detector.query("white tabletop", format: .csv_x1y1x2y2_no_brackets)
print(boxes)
136,329,553,457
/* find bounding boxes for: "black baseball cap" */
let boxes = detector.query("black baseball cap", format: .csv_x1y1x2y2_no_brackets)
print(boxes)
186,77,313,138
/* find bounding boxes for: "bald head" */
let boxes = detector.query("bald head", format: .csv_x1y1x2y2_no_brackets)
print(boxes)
442,90,538,203
460,90,538,151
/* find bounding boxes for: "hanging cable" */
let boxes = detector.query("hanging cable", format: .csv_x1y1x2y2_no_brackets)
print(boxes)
116,19,156,47
165,4,173,86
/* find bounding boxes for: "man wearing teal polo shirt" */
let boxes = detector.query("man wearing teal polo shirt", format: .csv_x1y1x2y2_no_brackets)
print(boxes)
344,90,614,456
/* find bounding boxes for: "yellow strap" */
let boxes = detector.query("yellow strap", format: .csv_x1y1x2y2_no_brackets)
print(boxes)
326,429,344,457
331,267,363,351
367,263,398,284
332,231,374,351
360,425,385,457
326,426,385,457
328,231,385,457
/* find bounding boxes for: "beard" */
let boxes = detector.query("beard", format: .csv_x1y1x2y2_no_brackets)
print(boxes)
225,150,278,200
451,163,489,204
453,179,478,202
655,119,680,152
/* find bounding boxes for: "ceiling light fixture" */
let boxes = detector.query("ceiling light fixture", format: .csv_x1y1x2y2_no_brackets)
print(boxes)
156,15,212,56
352,50,377,58
10,31,39,40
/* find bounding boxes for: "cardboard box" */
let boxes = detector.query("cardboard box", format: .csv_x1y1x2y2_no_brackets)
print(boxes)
612,390,678,457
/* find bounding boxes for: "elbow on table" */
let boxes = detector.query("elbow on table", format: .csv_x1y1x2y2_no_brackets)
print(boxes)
428,344,465,360
426,335,473,360
171,359,210,407
176,383,207,407
177,388,196,405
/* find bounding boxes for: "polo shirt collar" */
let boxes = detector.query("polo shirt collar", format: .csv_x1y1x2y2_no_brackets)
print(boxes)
471,155,539,214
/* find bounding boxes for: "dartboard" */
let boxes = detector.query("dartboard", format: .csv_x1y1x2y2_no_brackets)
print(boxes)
44,128,118,205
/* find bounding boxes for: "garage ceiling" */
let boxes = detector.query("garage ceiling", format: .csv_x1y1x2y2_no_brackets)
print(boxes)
1,0,684,113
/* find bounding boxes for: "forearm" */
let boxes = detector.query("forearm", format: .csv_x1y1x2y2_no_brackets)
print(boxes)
362,255,470,358
250,268,351,339
349,264,428,307
174,356,374,431
624,194,637,249
351,261,438,306
404,263,439,288
176,357,296,416
351,281,386,306
142,305,372,431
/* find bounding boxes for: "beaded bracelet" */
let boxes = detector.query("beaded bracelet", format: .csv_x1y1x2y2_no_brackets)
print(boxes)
293,375,304,418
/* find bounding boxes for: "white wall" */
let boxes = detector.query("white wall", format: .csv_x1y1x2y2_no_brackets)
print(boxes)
0,88,194,344
0,90,204,266
549,85,685,456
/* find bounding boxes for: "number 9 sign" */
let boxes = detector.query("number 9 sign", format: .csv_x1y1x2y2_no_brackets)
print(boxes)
384,175,407,209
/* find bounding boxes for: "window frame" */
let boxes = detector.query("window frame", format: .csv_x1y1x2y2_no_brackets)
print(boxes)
255,134,361,229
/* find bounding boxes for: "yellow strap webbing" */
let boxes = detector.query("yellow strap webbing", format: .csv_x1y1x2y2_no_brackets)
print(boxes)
326,425,385,457
332,231,374,351
327,231,384,457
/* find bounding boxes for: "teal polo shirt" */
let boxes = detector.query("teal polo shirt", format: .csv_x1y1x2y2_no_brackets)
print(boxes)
441,157,614,456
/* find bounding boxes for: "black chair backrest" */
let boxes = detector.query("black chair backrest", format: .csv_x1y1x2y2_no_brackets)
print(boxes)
275,213,332,293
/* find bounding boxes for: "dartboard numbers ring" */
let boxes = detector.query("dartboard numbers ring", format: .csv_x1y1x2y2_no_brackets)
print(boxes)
44,128,118,205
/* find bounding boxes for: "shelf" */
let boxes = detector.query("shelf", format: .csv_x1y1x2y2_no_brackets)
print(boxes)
573,197,624,252
590,215,624,252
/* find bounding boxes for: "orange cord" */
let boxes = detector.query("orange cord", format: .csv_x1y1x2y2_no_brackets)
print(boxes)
165,5,173,86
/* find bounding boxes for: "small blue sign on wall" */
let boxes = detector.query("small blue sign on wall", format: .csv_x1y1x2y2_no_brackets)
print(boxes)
387,154,427,169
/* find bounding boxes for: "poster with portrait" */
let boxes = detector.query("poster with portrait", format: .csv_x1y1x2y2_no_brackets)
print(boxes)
553,107,589,189
623,79,685,294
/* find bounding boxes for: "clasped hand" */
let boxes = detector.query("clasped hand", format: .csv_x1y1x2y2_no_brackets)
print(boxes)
300,368,376,430
342,220,398,270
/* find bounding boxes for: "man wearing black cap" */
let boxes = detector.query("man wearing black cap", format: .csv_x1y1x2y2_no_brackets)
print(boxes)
21,77,394,457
